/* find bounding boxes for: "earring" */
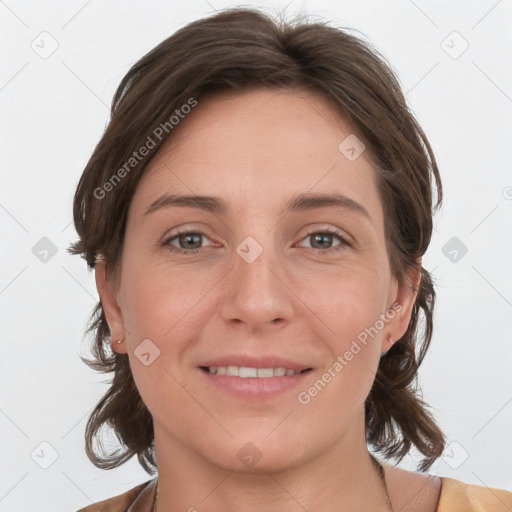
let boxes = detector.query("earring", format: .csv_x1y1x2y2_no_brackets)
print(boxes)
380,336,393,357
116,337,125,344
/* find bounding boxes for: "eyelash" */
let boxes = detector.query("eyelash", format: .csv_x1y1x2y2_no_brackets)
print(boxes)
162,227,350,256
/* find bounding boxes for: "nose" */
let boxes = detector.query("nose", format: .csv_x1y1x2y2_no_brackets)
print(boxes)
219,243,295,334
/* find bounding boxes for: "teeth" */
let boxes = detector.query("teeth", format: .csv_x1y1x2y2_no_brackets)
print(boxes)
205,366,306,378
227,365,238,376
240,367,258,378
257,368,274,378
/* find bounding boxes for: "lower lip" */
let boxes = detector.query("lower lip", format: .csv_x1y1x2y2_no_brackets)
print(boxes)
199,368,313,400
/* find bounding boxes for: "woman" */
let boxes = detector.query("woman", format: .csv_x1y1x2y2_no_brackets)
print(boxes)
71,7,512,512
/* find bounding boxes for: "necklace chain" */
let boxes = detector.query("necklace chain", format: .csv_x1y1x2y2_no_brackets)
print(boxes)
370,454,394,511
151,455,393,512
151,478,157,512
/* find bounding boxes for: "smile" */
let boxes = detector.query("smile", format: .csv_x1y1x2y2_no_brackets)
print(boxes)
198,365,314,400
200,366,311,377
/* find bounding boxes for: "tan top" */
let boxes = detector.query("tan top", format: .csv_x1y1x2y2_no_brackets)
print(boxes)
76,476,512,511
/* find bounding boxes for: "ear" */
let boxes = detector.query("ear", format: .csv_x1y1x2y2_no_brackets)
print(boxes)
381,258,422,353
95,260,127,354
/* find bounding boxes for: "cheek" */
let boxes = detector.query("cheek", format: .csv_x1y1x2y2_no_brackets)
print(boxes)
304,262,391,343
297,270,386,413
119,260,208,334
117,260,222,386
116,263,203,414
297,262,389,401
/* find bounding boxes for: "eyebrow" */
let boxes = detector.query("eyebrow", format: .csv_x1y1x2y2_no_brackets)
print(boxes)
145,192,371,221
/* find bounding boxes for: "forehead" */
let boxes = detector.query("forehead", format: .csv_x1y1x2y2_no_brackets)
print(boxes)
131,87,382,222
149,87,368,169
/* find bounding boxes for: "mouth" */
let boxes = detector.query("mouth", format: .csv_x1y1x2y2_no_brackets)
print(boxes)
199,365,312,377
198,364,314,400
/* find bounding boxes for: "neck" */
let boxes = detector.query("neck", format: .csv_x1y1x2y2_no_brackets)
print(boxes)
152,414,391,512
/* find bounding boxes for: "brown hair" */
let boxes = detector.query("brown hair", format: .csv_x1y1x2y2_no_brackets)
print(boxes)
71,6,445,474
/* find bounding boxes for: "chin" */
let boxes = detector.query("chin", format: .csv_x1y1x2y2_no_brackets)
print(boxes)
203,430,313,474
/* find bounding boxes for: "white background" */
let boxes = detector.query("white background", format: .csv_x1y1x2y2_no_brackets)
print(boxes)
1,1,511,510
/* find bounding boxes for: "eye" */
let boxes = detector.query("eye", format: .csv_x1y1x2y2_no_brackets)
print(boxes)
162,227,351,256
296,228,351,255
162,229,215,255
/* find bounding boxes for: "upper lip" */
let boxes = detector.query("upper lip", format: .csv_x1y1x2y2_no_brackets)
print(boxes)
199,355,312,371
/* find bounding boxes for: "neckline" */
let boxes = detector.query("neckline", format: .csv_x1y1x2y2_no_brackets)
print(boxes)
434,476,444,512
125,478,157,512
137,474,446,512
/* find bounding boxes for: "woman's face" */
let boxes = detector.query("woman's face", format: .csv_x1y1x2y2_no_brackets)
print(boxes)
98,88,418,472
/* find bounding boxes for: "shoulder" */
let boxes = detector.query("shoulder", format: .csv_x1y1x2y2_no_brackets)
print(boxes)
383,462,512,512
437,477,512,512
383,462,443,511
75,479,155,512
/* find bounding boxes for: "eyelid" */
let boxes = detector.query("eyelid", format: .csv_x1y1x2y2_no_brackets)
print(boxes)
297,226,352,249
161,230,218,257
161,224,217,244
300,223,352,241
161,223,352,255
161,225,349,242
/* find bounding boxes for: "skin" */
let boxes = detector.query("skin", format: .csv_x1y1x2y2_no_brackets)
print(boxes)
96,88,441,511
